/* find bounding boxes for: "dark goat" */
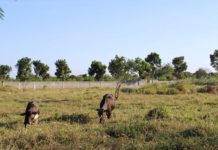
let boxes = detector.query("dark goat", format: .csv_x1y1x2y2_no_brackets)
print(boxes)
21,101,40,128
96,82,122,124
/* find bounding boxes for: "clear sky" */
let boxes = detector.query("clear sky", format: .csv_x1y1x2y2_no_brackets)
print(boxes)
0,0,217,77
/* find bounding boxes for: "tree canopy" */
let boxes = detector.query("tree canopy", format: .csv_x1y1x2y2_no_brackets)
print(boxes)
33,60,50,80
156,64,174,80
108,55,128,80
16,57,32,81
131,57,151,79
0,8,4,20
210,49,218,72
145,52,162,82
0,65,12,80
194,68,207,79
55,59,71,81
172,56,187,79
88,60,106,81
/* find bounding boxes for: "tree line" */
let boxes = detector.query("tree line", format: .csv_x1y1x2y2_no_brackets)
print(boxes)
0,50,218,82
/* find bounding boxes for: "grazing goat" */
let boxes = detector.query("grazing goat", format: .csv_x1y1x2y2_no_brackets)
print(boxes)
96,82,122,124
21,101,40,128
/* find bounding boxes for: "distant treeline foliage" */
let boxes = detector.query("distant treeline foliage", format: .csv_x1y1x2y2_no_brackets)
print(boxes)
0,50,217,82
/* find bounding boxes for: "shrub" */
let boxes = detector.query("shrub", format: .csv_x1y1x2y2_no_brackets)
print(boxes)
169,81,196,94
45,113,91,124
139,83,168,95
144,123,158,142
121,81,197,95
121,88,136,94
192,78,218,86
156,137,201,150
145,107,169,120
140,84,159,94
106,121,145,138
206,85,218,94
181,127,207,138
166,88,179,95
197,86,208,93
198,85,218,94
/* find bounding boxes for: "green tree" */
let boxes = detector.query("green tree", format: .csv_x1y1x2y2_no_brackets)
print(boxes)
172,56,187,79
55,59,71,81
145,52,161,82
156,64,174,80
194,68,207,79
133,57,151,79
210,49,218,72
0,8,4,20
108,55,128,80
126,59,138,78
0,65,12,85
16,57,32,81
32,60,50,80
88,60,106,81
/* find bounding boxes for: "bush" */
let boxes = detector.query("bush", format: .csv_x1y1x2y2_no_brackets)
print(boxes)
140,84,159,94
121,81,197,95
169,81,196,94
121,88,136,94
197,86,208,93
166,88,179,95
198,85,218,94
206,85,218,94
45,113,91,124
192,78,218,86
181,127,207,138
144,123,158,142
156,137,201,150
139,83,169,95
106,121,145,138
145,107,169,120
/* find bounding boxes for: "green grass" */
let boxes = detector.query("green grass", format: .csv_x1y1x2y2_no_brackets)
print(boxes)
0,86,217,149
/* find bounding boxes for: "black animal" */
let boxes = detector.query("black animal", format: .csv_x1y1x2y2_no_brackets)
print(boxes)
21,101,40,128
96,82,122,124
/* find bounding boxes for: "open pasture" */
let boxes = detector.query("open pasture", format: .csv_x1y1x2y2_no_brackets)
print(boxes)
0,86,217,150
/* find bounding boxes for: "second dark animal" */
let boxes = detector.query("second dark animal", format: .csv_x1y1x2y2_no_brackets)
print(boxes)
21,101,40,128
96,82,122,124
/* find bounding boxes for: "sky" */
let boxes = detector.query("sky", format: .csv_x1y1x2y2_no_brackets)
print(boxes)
0,0,218,77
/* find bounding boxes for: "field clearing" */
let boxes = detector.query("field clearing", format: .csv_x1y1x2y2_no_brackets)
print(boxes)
0,87,218,149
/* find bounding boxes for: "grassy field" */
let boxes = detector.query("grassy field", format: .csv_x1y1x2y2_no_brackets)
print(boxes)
0,85,218,150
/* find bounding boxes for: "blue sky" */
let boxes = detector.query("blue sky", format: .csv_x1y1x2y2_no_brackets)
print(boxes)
0,0,217,77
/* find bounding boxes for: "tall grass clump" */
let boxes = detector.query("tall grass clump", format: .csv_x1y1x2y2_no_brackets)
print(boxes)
121,81,196,95
145,107,170,120
198,85,218,94
0,86,20,92
168,81,196,94
139,83,163,94
181,127,207,138
105,121,145,138
191,78,218,86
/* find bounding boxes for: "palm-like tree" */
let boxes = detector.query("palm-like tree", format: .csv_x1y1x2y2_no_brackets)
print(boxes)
0,8,4,19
